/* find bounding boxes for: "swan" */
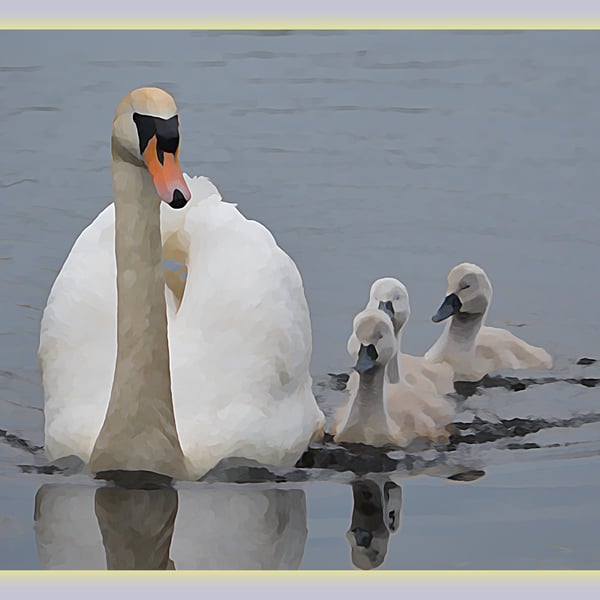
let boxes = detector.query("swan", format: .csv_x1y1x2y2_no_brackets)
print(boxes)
38,87,325,481
362,277,454,395
424,263,553,382
333,309,454,447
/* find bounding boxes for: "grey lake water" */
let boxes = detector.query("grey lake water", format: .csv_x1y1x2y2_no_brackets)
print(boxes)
1,30,600,569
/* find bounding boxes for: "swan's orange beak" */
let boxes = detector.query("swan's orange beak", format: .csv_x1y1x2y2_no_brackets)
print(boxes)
142,136,191,209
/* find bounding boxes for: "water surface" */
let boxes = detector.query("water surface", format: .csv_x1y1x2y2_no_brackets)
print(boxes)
1,30,599,569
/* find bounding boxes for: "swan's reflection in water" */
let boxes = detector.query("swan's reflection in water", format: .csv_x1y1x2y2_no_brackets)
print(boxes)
95,486,178,569
34,484,307,569
346,478,403,570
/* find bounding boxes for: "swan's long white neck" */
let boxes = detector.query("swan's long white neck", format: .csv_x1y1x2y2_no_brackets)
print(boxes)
88,152,189,479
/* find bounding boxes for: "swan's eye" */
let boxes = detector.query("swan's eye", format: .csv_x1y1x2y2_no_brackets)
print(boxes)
460,284,471,291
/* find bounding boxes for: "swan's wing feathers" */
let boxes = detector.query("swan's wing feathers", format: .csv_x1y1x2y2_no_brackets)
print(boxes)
39,205,118,460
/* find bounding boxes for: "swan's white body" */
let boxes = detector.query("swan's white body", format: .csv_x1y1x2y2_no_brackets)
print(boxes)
40,175,325,479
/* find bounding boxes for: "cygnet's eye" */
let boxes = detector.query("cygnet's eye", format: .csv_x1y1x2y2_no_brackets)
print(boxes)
460,284,471,291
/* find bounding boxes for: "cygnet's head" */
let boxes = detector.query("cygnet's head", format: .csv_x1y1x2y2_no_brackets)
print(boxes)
367,277,410,335
432,262,493,323
111,87,191,209
347,309,396,376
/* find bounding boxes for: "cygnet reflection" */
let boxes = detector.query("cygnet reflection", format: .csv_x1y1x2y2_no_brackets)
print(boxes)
34,483,307,569
345,477,403,570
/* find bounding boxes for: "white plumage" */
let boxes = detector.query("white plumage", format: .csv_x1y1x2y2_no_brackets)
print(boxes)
40,164,324,478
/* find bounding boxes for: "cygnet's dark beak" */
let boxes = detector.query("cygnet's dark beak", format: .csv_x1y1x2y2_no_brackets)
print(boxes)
354,344,378,374
378,300,395,321
432,293,462,323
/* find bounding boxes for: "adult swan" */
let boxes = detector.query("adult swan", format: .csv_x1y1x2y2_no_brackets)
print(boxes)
39,87,325,481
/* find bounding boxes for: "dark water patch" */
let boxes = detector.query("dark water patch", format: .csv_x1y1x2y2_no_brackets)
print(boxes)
18,454,87,476
0,429,43,455
449,413,600,449
453,373,600,399
505,442,541,450
447,470,486,482
327,372,350,391
95,470,174,490
297,441,398,474
577,357,597,366
19,464,63,475
202,464,309,484
574,378,600,387
325,371,576,396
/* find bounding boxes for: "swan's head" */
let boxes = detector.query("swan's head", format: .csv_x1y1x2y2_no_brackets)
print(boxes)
111,87,191,209
347,309,396,376
432,262,493,323
367,277,410,335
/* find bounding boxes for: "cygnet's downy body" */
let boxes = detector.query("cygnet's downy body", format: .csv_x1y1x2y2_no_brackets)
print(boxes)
333,309,454,448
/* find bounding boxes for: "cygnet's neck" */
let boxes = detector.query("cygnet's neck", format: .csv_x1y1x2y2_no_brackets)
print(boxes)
386,329,405,385
427,309,486,373
341,367,394,443
89,155,189,480
447,310,485,353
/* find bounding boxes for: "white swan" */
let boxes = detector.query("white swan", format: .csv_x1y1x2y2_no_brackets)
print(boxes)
362,277,454,395
425,262,553,382
38,87,325,480
333,309,454,447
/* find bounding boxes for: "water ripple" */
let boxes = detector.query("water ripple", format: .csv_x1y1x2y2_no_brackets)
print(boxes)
231,105,432,116
0,178,38,189
8,106,62,117
85,60,165,68
0,65,42,73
